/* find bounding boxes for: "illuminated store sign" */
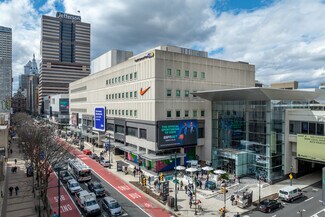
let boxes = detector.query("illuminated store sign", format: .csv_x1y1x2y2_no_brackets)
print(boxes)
134,52,154,62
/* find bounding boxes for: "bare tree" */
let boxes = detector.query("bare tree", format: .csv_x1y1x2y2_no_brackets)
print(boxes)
15,115,73,215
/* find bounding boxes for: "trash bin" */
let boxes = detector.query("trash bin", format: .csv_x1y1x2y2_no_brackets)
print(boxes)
167,196,174,208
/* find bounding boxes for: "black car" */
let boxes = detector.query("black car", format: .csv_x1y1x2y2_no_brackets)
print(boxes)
89,153,99,161
88,181,105,197
60,171,73,183
258,199,281,213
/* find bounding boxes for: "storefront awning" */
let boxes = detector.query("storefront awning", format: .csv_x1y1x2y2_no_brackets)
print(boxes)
119,146,137,153
140,153,186,161
82,132,98,139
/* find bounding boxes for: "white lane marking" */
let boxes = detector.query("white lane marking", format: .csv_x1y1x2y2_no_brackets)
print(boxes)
311,208,325,217
319,200,323,203
304,196,314,202
312,188,319,192
271,215,276,217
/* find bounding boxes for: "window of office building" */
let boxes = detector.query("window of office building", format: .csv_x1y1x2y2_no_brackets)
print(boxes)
112,94,114,99
185,90,190,97
126,92,128,98
166,89,172,97
130,91,133,98
317,123,324,135
107,123,114,131
118,76,121,83
106,80,108,85
309,122,316,134
106,94,108,100
126,74,128,81
193,71,198,78
126,127,138,137
176,110,181,117
126,110,129,116
115,93,117,99
115,77,117,83
134,110,137,117
134,91,137,98
116,125,125,134
108,109,111,115
122,93,124,98
301,122,308,133
193,110,197,118
112,78,114,84
118,93,121,99
134,72,137,79
109,79,111,84
176,90,181,97
167,110,172,118
109,94,111,99
176,69,181,77
140,129,147,139
166,68,172,76
122,110,124,116
198,127,205,138
130,73,133,80
122,75,124,82
201,110,205,117
118,110,121,115
201,72,205,79
185,70,189,77
130,110,133,116
185,110,189,117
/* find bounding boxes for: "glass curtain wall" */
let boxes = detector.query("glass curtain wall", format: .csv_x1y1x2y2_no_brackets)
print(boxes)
212,100,287,183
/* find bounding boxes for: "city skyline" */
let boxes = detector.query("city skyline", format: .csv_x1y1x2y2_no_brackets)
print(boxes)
1,0,325,91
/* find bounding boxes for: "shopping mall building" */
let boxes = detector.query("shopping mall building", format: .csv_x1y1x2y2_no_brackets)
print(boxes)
69,45,255,172
195,88,325,183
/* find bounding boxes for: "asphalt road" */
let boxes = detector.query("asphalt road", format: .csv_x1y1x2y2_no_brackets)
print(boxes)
243,181,325,217
58,153,149,217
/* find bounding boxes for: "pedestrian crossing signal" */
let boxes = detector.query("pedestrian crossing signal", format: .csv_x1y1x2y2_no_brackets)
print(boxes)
289,173,293,180
221,187,228,193
159,173,164,181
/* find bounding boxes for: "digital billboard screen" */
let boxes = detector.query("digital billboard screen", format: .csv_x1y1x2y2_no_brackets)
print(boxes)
297,134,325,163
59,98,69,113
94,107,105,131
158,120,198,149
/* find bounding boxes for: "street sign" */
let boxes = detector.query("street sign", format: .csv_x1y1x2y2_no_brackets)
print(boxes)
289,173,293,180
162,181,169,201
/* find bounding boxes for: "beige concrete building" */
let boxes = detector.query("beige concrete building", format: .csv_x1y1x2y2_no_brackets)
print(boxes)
271,81,298,90
69,46,255,172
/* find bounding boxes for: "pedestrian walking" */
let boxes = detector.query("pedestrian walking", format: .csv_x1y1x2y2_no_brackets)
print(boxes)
133,169,136,177
184,185,188,194
10,149,12,154
14,159,17,164
180,180,183,190
189,198,192,208
1,190,3,198
15,186,19,195
9,186,13,196
231,194,235,205
199,180,202,189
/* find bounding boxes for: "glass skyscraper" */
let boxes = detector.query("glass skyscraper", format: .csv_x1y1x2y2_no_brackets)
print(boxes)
0,26,12,113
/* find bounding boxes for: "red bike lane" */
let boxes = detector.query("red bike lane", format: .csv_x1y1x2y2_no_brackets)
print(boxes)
47,172,81,217
56,138,173,217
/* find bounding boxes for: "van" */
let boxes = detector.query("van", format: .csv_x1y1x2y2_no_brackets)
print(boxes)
279,186,302,202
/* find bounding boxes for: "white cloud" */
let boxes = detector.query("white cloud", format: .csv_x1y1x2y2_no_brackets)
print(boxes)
201,0,325,88
2,0,325,92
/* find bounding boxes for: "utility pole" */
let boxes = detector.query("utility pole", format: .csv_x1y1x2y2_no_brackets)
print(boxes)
290,165,293,186
173,153,178,211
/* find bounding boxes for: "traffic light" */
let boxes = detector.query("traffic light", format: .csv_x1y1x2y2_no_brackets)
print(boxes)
142,177,147,186
159,173,164,181
221,187,228,194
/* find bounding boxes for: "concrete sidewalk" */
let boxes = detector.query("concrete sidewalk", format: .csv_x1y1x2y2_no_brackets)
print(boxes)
70,138,322,217
0,139,39,217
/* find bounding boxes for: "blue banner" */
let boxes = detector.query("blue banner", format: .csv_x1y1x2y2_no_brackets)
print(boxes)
94,107,105,131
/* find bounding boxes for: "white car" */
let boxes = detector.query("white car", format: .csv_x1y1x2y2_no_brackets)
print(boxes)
67,179,82,194
100,159,110,167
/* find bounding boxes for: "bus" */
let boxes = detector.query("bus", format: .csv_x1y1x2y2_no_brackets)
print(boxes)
68,159,92,182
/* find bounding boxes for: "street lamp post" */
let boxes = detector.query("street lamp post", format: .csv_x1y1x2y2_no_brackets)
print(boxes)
194,175,197,215
259,175,261,203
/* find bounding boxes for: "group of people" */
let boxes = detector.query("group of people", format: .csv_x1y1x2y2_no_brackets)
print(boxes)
8,186,19,196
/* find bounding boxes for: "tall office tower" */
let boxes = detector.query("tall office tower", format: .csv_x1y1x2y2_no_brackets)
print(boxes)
39,12,90,113
0,26,12,113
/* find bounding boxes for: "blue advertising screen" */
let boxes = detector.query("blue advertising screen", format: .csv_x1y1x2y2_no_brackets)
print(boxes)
158,120,198,149
94,107,105,131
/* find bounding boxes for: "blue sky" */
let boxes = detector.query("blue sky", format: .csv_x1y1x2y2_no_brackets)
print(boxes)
1,0,325,91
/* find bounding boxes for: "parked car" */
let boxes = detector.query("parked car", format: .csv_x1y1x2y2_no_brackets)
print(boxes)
102,196,122,216
88,181,105,197
89,153,99,161
279,186,303,202
100,159,110,167
67,179,82,194
258,199,281,213
60,171,73,183
83,149,92,155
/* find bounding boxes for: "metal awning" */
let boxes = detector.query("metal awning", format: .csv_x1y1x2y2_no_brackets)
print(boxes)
119,146,137,153
140,153,186,161
83,133,98,139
